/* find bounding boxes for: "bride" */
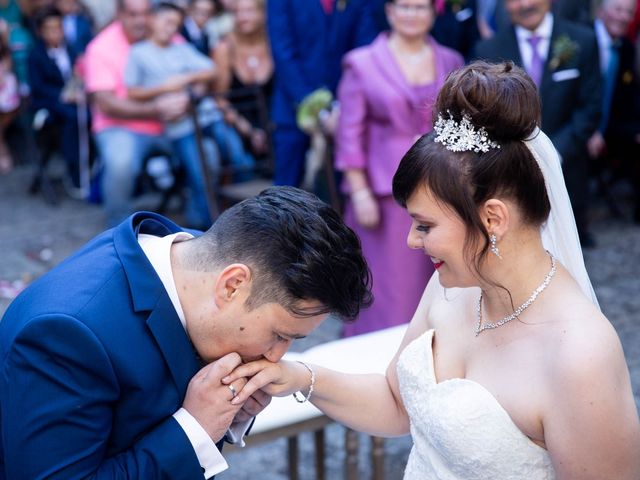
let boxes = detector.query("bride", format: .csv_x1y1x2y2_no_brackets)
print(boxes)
225,61,640,479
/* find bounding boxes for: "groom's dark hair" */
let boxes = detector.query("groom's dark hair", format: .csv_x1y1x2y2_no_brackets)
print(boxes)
183,186,373,321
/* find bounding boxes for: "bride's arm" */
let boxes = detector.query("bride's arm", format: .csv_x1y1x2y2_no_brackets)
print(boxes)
224,273,443,437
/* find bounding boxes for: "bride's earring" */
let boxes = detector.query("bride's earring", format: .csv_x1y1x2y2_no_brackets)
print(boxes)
490,234,502,259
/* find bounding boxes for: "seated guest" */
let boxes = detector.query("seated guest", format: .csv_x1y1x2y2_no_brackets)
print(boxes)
28,6,86,187
84,0,189,227
125,1,255,229
180,0,215,55
588,0,640,223
213,0,272,158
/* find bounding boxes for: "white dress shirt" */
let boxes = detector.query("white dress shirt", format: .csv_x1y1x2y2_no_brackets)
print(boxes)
138,232,252,478
514,12,554,75
47,45,72,80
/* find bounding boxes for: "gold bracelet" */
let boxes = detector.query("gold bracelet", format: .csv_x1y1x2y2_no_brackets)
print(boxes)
292,361,315,403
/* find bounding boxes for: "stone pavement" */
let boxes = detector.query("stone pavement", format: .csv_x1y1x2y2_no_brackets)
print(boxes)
1,165,639,479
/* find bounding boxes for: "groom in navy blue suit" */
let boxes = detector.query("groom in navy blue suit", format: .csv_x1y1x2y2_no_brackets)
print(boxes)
0,187,372,479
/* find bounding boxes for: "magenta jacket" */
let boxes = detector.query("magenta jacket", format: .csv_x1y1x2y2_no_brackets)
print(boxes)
335,32,464,196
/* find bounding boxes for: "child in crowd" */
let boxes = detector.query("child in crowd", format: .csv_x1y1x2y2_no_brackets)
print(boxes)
124,1,254,229
28,6,87,187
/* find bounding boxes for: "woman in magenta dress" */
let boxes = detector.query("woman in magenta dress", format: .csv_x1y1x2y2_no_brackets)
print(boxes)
336,0,463,336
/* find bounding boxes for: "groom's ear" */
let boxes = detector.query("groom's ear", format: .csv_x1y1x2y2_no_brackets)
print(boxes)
213,263,253,308
480,199,510,238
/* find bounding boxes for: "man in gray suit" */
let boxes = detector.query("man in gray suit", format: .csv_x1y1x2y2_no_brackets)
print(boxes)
475,0,601,247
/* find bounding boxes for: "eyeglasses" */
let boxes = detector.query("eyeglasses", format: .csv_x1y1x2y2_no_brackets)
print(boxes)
392,3,432,15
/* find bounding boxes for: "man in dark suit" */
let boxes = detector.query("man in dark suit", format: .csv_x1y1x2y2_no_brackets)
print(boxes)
0,187,372,479
475,0,601,247
267,0,377,187
588,0,640,223
28,6,85,188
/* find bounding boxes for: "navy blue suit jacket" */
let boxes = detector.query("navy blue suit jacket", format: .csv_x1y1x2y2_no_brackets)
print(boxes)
267,0,377,127
0,212,211,479
28,39,77,115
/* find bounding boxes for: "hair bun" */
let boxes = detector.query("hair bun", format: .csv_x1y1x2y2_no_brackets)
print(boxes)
435,61,540,143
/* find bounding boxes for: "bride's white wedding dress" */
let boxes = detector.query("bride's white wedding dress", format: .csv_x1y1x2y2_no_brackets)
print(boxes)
397,329,556,479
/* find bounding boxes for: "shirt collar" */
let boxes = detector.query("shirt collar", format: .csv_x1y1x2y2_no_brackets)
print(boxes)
515,12,554,42
138,232,194,330
594,18,613,49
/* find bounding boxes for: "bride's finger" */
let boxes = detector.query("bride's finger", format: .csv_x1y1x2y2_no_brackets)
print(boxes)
231,369,279,405
221,360,270,384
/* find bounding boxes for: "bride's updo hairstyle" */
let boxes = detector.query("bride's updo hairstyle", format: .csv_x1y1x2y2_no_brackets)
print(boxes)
393,61,551,267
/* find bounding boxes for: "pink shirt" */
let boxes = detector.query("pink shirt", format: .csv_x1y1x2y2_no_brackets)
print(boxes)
84,21,163,135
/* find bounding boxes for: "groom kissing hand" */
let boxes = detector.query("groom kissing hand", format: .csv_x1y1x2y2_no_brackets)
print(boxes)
0,187,372,479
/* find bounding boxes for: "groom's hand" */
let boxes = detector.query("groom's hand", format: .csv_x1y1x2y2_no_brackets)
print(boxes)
232,389,271,424
182,352,248,442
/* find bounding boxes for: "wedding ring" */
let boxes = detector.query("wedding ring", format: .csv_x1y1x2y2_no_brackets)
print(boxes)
227,384,237,399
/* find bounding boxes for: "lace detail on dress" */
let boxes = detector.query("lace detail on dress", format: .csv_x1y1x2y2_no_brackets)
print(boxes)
397,329,556,479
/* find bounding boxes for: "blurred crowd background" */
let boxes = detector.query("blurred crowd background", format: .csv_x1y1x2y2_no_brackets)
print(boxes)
1,0,639,338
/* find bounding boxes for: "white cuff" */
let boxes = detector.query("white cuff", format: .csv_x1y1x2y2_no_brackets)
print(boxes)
225,418,253,447
173,408,229,478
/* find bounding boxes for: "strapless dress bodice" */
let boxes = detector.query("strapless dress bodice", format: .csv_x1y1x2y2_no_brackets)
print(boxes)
397,329,556,479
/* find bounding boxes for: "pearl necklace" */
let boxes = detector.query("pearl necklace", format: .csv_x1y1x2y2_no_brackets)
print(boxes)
475,254,557,336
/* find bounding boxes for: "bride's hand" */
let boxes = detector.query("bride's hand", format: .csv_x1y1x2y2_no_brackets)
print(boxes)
221,359,311,405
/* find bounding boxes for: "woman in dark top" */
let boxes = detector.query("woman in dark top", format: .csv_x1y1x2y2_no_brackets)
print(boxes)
213,0,272,157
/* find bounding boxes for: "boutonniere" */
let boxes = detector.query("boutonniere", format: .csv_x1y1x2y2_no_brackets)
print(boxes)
337,0,348,12
549,35,580,70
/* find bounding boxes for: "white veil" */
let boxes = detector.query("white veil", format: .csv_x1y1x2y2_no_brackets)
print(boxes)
524,127,599,308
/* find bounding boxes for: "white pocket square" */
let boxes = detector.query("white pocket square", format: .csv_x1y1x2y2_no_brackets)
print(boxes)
552,69,580,82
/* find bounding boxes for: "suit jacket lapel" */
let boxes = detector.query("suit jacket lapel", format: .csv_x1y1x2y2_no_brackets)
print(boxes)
114,212,202,395
540,20,563,97
146,294,202,395
505,27,524,68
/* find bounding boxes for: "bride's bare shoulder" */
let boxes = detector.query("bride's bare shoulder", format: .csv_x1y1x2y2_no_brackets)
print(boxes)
543,295,625,390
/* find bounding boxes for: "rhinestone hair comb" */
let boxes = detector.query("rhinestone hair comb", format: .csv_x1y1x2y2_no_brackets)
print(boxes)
433,112,500,153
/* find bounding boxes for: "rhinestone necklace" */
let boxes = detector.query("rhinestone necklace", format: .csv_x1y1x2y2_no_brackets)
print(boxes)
475,253,557,336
